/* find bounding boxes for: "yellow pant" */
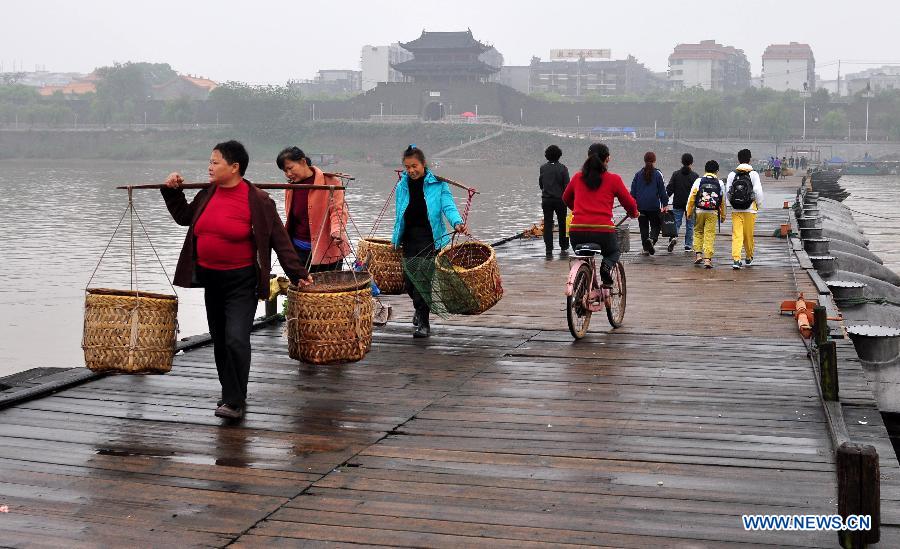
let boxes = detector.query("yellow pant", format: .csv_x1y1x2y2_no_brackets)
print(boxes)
693,212,718,258
731,212,756,261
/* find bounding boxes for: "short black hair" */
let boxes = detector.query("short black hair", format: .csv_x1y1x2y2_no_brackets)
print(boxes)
545,145,562,162
276,146,310,171
214,140,249,176
738,149,752,164
681,153,693,166
704,160,719,173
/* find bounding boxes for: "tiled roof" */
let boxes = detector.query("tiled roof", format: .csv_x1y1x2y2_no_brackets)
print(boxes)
763,42,814,61
37,81,96,96
400,30,489,51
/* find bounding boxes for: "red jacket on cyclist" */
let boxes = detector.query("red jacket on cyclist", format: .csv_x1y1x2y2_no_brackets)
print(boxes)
562,143,638,285
563,170,639,232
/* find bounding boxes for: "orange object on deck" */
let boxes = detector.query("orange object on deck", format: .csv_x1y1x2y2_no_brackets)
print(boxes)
779,293,817,339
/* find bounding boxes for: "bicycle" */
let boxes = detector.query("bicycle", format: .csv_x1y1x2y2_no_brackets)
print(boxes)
565,219,628,339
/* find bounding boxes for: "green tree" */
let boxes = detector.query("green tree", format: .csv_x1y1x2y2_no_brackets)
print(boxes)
822,110,848,138
758,100,791,142
163,97,196,124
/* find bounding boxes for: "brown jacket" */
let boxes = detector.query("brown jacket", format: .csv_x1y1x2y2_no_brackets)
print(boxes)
161,180,308,299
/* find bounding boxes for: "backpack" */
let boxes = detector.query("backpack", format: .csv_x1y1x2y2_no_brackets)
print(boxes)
695,177,722,211
728,171,755,210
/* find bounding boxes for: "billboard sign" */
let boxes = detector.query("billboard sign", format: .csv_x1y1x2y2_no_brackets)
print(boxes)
550,49,611,60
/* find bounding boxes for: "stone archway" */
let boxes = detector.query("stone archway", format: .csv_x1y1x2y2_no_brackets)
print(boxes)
424,101,445,121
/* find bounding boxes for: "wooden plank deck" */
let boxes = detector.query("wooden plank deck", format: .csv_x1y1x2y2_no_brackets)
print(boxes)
2,178,899,547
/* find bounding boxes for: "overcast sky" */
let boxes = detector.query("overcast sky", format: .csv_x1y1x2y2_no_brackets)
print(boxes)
5,0,899,84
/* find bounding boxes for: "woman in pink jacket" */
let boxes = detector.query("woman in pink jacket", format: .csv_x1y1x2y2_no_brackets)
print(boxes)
277,147,351,272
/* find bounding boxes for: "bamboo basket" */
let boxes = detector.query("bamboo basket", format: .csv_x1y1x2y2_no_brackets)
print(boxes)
435,241,503,315
616,223,631,253
358,237,404,294
286,271,373,364
82,288,178,373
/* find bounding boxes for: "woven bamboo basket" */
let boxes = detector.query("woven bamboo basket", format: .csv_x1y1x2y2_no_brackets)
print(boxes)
435,241,503,315
286,271,373,365
358,237,404,294
616,223,631,253
82,288,178,373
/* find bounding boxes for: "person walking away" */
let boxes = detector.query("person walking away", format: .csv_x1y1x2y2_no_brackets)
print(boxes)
563,143,639,284
539,145,570,258
686,160,726,269
630,151,669,255
277,147,350,272
160,140,312,420
772,156,781,180
666,153,699,252
392,145,468,338
726,148,765,269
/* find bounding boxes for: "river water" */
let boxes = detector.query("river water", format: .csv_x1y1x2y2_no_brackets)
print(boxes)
1,160,897,378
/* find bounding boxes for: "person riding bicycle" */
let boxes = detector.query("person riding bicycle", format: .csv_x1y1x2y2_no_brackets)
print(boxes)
562,143,639,285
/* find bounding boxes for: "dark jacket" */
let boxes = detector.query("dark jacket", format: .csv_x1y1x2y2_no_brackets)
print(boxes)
666,168,699,209
161,181,308,299
630,168,668,211
539,162,570,200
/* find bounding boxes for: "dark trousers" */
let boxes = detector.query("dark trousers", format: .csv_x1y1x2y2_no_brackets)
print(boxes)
197,265,258,407
401,226,436,316
294,246,343,273
542,197,569,252
570,231,620,282
638,210,662,244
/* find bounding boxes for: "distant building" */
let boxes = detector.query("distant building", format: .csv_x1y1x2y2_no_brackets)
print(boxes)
846,65,900,95
392,29,501,85
36,72,217,100
761,42,815,92
360,43,413,91
37,73,100,97
818,77,848,97
152,75,218,101
499,66,531,94
17,71,85,88
291,70,361,97
668,40,751,92
529,55,664,97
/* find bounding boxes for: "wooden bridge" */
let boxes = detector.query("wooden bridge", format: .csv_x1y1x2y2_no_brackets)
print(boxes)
1,177,898,547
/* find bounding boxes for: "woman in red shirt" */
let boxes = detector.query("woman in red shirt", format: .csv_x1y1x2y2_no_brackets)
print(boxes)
161,140,311,420
562,143,639,284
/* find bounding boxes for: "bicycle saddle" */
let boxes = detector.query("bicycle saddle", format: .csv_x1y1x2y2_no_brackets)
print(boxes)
573,243,603,257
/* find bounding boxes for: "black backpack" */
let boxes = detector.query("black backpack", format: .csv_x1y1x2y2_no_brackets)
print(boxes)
728,171,755,210
695,177,722,211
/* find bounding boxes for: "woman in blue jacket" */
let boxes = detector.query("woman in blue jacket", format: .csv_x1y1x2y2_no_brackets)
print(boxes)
392,145,468,338
630,151,670,255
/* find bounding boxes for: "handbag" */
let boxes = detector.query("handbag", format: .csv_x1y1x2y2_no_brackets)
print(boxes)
660,210,677,238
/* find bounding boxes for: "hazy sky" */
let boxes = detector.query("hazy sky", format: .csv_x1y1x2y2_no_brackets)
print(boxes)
5,0,899,84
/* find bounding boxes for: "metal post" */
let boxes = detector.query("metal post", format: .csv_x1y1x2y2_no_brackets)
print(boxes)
865,97,870,142
803,99,808,140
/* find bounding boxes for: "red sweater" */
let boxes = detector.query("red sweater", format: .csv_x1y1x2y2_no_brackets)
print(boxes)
562,171,639,232
194,180,255,270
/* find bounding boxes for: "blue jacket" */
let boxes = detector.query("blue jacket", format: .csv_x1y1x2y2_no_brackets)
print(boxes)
392,170,464,249
630,168,668,211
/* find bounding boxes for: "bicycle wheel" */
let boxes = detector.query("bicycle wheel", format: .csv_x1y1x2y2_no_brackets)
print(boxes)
606,262,627,328
567,262,593,339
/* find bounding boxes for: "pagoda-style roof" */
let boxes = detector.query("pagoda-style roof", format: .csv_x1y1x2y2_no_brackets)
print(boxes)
391,59,498,77
400,29,491,53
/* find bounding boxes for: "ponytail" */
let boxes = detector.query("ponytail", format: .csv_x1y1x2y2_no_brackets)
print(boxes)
642,151,657,183
581,143,609,190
